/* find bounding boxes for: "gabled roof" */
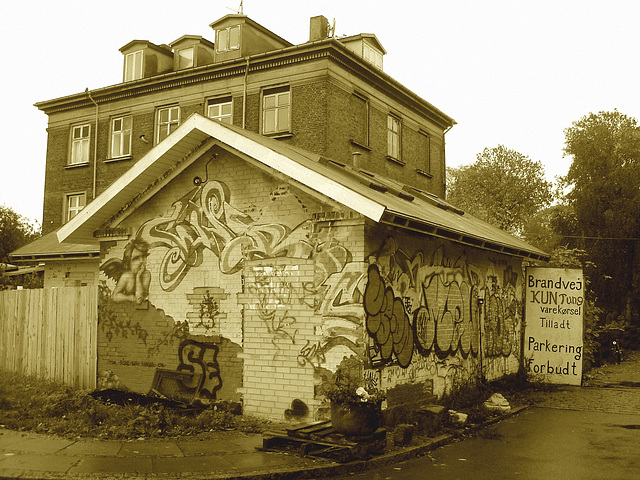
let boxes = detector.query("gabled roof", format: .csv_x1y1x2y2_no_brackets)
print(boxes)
339,33,387,55
119,40,173,55
57,114,549,261
208,14,292,48
170,35,215,50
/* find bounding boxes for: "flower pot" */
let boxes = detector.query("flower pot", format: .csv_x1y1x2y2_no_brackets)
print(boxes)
331,402,381,436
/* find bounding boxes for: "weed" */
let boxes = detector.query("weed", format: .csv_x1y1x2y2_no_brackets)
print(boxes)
0,370,270,440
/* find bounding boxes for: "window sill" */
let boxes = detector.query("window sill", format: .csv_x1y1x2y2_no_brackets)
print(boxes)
350,140,372,152
104,155,132,164
263,131,293,139
65,162,89,169
416,169,433,178
386,156,405,166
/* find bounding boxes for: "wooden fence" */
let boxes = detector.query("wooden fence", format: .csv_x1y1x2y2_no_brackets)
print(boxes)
0,286,98,390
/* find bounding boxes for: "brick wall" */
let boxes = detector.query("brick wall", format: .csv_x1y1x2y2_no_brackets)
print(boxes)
362,224,523,401
238,258,319,420
44,260,100,288
42,67,448,232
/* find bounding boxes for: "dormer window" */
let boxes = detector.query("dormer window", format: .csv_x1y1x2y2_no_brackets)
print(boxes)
176,47,194,69
124,50,143,82
363,43,383,70
216,25,240,53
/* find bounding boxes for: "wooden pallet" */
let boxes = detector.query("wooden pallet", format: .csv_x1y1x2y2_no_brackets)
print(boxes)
261,421,386,463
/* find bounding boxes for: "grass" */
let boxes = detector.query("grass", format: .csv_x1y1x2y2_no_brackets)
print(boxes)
0,370,268,440
0,368,559,442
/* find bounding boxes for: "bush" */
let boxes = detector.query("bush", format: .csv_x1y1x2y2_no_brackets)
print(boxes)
0,370,268,439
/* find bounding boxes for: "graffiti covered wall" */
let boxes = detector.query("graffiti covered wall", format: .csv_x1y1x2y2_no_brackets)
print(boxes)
95,146,524,420
97,148,364,417
363,231,523,404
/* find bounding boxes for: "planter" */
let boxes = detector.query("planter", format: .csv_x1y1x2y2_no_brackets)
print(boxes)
331,401,382,436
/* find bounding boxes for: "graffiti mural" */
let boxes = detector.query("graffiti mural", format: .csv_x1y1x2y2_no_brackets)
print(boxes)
177,339,222,401
134,180,313,292
364,264,414,368
100,239,152,304
365,237,521,369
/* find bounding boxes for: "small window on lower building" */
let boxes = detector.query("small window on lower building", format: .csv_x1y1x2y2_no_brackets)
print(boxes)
70,124,90,165
156,106,180,143
110,115,132,158
66,193,86,222
262,86,290,135
207,97,233,124
387,115,401,160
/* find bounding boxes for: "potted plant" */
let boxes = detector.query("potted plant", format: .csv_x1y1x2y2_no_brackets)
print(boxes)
324,356,386,436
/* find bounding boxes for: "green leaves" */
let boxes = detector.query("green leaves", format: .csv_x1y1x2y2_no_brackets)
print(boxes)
447,145,553,235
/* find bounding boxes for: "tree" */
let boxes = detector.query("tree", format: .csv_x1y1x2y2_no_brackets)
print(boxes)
446,145,553,234
0,205,39,264
563,110,640,321
0,206,41,289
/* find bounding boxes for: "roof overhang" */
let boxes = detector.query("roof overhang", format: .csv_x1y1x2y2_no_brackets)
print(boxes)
9,230,100,264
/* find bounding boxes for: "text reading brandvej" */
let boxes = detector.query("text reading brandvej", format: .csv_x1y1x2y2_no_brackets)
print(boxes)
527,275,583,376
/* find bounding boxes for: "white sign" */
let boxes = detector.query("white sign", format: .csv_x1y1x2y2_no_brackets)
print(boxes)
524,267,584,385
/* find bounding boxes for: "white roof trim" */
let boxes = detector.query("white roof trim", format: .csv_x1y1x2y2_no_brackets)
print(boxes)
58,114,385,245
196,120,386,222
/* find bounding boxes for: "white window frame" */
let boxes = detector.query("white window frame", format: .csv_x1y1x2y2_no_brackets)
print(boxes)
124,50,143,82
363,43,383,70
156,106,180,144
70,124,91,165
216,25,241,53
110,115,132,158
177,47,194,69
262,87,291,135
66,192,86,222
207,97,233,124
387,115,401,160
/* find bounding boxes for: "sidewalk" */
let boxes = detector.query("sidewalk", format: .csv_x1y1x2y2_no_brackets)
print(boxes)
1,351,638,480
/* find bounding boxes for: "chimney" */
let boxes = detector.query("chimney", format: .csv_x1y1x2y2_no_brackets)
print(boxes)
309,15,329,42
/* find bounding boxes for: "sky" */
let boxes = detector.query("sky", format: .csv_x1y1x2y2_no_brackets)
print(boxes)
2,0,640,225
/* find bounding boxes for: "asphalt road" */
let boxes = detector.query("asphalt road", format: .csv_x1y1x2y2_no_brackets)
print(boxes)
314,352,640,480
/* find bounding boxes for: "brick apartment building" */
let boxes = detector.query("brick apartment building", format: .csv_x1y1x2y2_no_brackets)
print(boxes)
12,14,548,421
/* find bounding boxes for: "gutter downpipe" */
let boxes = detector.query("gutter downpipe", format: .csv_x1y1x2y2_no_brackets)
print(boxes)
86,88,99,200
242,57,250,129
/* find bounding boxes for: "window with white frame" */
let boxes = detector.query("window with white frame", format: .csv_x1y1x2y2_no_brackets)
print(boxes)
216,25,240,53
262,87,290,135
156,106,180,143
110,116,132,158
207,97,233,124
70,124,90,165
363,43,383,70
177,47,194,69
387,115,401,160
124,50,143,82
66,193,86,222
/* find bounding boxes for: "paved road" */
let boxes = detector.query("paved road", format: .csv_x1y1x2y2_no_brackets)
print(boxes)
315,352,640,480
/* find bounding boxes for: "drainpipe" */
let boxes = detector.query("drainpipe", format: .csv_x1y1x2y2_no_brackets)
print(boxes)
242,58,250,129
86,88,99,200
477,289,485,382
